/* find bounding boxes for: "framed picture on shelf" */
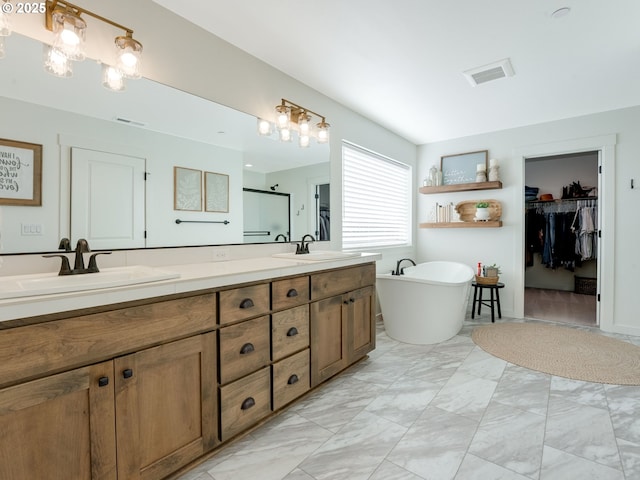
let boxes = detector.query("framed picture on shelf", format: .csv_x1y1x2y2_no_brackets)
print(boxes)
440,150,488,185
0,138,43,206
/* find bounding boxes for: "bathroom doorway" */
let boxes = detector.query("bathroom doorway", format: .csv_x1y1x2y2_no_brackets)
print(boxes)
524,151,599,326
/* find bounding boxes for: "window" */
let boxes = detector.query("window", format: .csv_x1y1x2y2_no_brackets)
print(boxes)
342,142,412,249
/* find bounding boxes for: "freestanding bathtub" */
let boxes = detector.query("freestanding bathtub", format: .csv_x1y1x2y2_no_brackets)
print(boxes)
376,261,474,344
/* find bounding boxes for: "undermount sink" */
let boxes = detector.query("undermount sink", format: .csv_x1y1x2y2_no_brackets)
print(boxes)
0,265,180,300
272,251,361,261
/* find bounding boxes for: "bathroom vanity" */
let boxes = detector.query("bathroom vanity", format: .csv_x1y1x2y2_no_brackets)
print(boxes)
0,254,378,480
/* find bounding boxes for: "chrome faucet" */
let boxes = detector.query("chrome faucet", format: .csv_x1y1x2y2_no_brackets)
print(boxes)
274,234,288,242
393,258,416,275
296,234,316,254
43,238,111,275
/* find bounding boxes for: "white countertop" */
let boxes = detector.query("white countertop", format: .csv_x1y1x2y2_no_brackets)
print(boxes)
0,253,381,323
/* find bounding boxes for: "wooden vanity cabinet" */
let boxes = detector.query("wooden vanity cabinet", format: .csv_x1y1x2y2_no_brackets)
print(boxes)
309,264,376,387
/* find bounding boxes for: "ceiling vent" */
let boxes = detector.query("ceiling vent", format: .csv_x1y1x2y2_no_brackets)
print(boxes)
114,117,147,127
463,58,515,87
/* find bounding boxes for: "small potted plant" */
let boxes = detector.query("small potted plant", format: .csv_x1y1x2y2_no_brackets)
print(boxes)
483,264,500,278
475,201,491,221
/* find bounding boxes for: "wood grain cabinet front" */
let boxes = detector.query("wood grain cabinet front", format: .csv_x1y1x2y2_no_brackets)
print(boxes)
219,366,271,442
219,315,271,385
271,304,310,362
272,349,310,411
272,275,310,311
218,283,270,326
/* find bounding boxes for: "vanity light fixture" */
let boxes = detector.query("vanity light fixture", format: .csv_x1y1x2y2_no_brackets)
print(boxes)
30,0,144,85
258,99,330,148
0,0,12,37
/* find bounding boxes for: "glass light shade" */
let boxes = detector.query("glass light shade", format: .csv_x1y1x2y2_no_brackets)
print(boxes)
43,44,72,77
102,64,125,91
275,105,290,130
279,127,291,142
299,134,310,148
298,113,310,136
0,7,11,37
316,121,330,143
257,118,272,136
51,9,86,61
115,35,143,79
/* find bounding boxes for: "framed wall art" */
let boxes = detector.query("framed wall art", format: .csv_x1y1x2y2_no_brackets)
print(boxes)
440,150,488,185
174,166,202,211
204,171,229,213
0,138,43,206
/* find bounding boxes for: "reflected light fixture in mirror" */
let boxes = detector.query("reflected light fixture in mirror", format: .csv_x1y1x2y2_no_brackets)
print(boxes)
43,44,72,77
0,36,5,59
102,63,125,91
259,98,330,148
0,0,11,37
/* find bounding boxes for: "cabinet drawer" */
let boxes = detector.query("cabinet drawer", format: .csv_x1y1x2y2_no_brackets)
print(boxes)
219,316,270,384
219,366,271,441
219,283,270,325
271,305,309,362
311,264,375,300
272,276,309,311
272,349,310,411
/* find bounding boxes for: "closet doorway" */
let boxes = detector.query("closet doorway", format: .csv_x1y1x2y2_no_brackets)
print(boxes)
524,151,599,326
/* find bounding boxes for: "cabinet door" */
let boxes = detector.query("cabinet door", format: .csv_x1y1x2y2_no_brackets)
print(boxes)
114,332,217,480
0,361,116,480
347,285,376,362
310,294,348,387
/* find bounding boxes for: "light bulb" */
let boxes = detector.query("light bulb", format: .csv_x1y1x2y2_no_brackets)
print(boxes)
299,134,310,148
51,10,86,61
102,64,125,91
316,121,330,143
279,128,291,142
275,105,290,130
115,35,143,79
257,118,272,136
298,113,310,136
43,44,72,77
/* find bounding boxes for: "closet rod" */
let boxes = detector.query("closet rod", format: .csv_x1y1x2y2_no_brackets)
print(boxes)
175,219,230,225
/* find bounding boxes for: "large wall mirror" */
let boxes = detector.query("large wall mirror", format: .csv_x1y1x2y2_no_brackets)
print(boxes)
0,34,330,255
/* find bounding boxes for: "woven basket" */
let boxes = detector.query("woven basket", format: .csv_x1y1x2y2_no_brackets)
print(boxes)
475,275,499,285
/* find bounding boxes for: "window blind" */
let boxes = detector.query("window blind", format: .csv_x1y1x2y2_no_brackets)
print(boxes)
342,142,411,249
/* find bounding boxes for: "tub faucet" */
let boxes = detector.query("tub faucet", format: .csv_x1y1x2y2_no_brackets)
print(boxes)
296,234,316,254
274,234,288,242
393,258,416,276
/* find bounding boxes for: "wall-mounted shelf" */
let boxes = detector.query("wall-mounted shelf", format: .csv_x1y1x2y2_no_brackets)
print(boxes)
419,180,502,195
420,221,503,229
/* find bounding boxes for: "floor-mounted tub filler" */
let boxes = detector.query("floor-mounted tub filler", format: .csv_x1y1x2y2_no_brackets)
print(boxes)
376,261,474,344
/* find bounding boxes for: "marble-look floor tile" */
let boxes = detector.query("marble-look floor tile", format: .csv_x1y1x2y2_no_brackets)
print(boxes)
403,350,464,385
430,334,477,359
550,376,608,408
387,406,478,479
545,395,622,469
457,346,507,381
364,374,441,427
455,453,531,480
206,412,332,480
540,446,625,480
298,410,407,480
283,469,315,480
492,364,550,416
369,460,424,480
605,385,640,444
468,402,545,477
430,371,498,421
617,438,640,479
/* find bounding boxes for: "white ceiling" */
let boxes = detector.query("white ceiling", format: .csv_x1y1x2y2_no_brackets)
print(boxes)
152,0,640,145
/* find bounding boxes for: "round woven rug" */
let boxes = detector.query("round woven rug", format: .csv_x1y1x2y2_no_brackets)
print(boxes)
472,323,640,385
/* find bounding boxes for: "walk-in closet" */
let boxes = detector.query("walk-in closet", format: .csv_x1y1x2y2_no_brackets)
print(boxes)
524,152,599,326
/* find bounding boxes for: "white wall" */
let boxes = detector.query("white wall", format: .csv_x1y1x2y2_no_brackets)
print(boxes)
418,105,640,335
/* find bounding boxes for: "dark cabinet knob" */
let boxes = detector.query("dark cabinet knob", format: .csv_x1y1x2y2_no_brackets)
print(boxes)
286,327,299,337
343,300,349,305
350,298,355,303
239,298,254,309
287,374,299,385
286,288,298,298
241,397,256,410
98,376,109,387
122,368,134,379
240,343,255,355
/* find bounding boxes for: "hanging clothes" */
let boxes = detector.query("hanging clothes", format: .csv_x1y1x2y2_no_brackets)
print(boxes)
571,200,598,261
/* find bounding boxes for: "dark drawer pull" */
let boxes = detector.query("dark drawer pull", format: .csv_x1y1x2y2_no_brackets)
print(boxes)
286,288,298,298
286,327,299,337
241,397,255,410
122,369,134,379
239,298,254,309
240,343,255,355
98,376,109,387
287,374,299,385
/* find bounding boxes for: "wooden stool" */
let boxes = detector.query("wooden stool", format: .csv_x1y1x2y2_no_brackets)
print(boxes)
471,282,504,323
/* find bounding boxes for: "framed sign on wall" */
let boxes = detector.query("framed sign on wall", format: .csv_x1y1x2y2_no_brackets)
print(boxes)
0,138,43,206
440,150,488,185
